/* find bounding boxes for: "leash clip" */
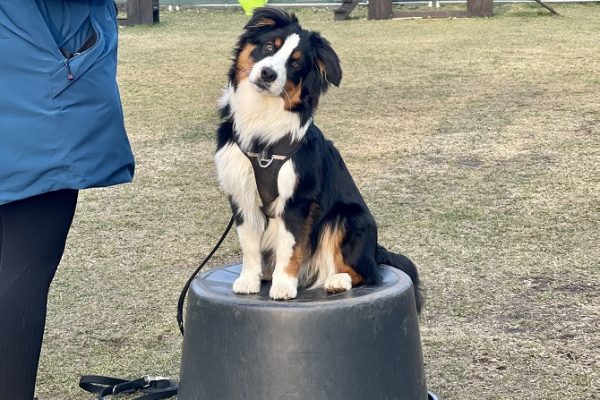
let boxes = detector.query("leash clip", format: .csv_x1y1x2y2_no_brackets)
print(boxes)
142,375,177,391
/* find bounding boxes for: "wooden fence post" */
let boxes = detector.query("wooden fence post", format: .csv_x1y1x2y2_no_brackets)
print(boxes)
124,0,159,26
467,0,494,17
368,0,393,20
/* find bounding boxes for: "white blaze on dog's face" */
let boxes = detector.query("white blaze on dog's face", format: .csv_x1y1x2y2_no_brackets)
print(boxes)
248,33,300,97
226,8,343,129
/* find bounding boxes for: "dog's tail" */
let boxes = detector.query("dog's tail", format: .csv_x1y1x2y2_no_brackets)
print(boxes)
375,245,423,313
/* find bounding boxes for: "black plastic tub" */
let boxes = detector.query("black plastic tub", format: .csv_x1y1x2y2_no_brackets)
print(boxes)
180,264,436,400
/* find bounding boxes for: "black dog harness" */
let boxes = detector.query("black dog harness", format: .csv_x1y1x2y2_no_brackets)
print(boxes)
238,136,303,217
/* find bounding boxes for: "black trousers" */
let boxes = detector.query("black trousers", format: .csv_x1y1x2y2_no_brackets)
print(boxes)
0,189,78,400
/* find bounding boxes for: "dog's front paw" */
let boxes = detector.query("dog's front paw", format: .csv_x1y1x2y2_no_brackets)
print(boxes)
269,278,298,300
324,273,352,294
233,275,261,294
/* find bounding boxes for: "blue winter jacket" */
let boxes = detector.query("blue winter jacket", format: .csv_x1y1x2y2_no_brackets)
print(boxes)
0,0,135,205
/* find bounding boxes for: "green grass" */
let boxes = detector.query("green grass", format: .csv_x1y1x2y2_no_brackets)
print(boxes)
37,4,599,399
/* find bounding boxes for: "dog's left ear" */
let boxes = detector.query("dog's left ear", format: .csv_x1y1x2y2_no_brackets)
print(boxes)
311,33,342,88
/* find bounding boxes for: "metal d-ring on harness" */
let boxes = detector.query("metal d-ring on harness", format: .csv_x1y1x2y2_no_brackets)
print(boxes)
245,149,287,168
80,136,303,399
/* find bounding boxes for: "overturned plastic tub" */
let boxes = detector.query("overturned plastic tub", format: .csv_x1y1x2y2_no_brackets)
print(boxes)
180,264,439,400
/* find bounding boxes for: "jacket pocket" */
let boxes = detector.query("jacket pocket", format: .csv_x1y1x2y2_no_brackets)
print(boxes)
50,18,104,99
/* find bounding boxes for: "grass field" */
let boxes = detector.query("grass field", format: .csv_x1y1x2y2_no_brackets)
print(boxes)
36,4,599,399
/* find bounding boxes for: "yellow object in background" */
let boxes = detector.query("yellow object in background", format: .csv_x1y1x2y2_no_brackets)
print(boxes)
239,0,268,16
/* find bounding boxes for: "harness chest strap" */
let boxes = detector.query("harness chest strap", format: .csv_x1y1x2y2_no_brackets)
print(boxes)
237,137,303,217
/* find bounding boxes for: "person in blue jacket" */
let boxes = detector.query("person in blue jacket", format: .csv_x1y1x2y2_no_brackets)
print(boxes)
0,1,134,398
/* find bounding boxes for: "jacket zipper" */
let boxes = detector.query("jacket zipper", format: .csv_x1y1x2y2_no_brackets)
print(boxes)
64,58,74,80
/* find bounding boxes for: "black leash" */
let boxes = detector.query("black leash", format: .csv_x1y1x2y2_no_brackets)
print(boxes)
79,375,178,400
177,215,235,335
80,215,235,399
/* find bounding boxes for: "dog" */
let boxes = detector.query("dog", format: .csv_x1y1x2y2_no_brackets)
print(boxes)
215,7,423,311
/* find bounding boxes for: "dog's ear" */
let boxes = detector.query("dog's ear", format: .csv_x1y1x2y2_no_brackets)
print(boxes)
311,33,342,88
244,7,297,31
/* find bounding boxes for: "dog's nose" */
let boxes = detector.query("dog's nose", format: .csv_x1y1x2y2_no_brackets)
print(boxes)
260,67,277,83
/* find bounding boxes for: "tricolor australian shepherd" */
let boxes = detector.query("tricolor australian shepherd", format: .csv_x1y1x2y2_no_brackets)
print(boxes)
215,8,423,311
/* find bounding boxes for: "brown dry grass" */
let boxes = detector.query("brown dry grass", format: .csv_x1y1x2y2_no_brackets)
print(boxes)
37,4,598,399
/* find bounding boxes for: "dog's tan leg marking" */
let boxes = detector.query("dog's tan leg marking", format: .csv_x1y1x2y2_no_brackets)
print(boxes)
323,225,364,293
284,203,319,278
270,203,319,300
334,249,364,287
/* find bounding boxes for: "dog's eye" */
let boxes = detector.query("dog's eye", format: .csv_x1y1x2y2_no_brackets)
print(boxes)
291,60,301,69
263,42,274,53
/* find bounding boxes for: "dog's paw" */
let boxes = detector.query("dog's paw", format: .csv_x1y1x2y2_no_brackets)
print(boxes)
324,273,352,294
233,275,261,294
269,278,298,300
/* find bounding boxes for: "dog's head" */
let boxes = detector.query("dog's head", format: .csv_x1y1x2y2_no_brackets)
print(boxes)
228,8,342,116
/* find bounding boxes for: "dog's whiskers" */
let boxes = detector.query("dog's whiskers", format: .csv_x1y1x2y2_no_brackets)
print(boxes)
281,88,292,106
235,66,253,81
